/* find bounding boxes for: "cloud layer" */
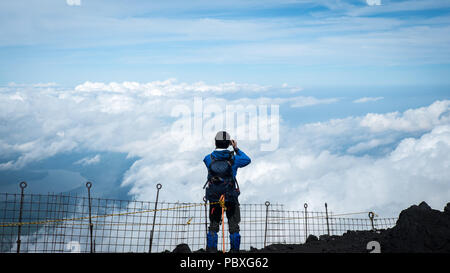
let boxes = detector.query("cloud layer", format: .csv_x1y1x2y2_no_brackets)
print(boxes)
0,81,449,218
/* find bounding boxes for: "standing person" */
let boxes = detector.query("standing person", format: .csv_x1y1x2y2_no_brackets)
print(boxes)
203,131,251,253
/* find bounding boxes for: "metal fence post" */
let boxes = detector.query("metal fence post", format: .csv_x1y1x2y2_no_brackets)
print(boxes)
264,201,270,248
149,183,162,253
325,203,330,236
16,181,27,253
86,182,94,253
368,212,376,231
203,196,208,249
304,203,308,241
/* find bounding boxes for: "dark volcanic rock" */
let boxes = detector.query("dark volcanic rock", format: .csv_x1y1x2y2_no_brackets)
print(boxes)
173,243,192,253
319,234,330,241
305,235,318,243
247,201,450,253
382,201,450,252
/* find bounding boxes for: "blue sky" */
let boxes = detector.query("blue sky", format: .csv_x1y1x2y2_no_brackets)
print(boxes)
1,0,450,86
1,0,450,219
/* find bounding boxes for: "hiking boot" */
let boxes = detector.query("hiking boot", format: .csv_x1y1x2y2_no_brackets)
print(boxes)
229,232,241,252
206,231,218,253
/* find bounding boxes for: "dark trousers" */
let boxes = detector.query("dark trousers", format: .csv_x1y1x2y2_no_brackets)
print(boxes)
208,202,240,234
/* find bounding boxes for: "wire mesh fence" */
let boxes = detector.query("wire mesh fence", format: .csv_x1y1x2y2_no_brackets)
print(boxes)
0,182,398,253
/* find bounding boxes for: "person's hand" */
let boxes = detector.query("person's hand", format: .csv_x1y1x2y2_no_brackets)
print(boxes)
231,139,238,150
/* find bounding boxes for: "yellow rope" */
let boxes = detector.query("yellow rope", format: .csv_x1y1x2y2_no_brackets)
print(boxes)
0,201,219,228
0,201,378,228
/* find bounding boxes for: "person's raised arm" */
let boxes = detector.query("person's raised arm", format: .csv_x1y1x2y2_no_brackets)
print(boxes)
231,140,251,167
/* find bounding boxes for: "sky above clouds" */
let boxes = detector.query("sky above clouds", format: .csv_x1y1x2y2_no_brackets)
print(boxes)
0,0,450,218
1,0,450,85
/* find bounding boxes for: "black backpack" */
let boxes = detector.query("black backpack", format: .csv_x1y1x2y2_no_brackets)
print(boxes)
204,151,240,203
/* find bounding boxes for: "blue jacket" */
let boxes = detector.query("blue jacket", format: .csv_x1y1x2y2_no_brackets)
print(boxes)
203,148,251,178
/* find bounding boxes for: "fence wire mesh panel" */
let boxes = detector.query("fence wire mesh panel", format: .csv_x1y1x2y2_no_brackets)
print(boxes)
0,192,398,253
328,215,397,236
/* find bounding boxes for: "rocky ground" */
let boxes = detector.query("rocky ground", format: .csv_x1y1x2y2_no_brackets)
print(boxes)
171,201,450,253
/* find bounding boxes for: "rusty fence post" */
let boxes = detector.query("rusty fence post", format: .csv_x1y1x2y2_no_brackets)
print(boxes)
304,203,308,242
16,181,27,253
86,182,95,253
149,183,162,253
264,201,270,248
368,212,376,231
325,203,330,236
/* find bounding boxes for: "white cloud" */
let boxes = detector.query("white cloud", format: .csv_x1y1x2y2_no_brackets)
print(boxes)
0,79,296,167
366,0,382,6
354,0,450,16
346,137,393,154
360,100,450,132
97,94,135,114
8,93,25,102
74,154,101,166
0,138,78,170
66,0,81,7
290,96,339,108
74,80,270,96
7,82,58,88
353,96,384,103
